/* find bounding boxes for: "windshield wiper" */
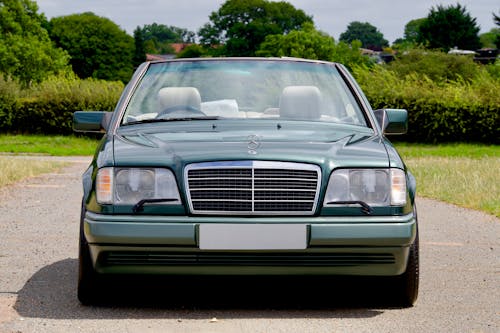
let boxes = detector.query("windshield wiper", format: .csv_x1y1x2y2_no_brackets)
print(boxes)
123,116,220,126
326,201,373,215
133,198,180,213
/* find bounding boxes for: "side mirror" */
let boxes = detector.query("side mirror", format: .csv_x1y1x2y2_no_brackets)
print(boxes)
73,111,112,133
374,109,408,135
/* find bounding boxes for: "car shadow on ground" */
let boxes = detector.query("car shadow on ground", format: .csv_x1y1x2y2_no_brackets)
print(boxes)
14,259,405,320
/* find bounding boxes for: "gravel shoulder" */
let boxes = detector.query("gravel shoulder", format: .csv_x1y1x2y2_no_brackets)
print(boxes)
0,158,498,333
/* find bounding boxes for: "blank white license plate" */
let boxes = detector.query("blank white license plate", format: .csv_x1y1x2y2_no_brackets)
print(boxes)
199,224,307,250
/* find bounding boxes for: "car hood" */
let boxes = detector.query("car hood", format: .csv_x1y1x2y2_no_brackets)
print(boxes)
109,121,390,172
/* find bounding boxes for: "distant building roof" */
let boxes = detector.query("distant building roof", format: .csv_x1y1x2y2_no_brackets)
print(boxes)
360,48,377,55
448,47,476,55
146,54,172,61
170,43,192,53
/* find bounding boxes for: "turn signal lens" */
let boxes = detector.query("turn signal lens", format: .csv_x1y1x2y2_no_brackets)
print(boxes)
390,169,407,206
96,168,113,204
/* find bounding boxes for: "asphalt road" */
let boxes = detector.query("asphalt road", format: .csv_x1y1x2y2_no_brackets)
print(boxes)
0,157,499,333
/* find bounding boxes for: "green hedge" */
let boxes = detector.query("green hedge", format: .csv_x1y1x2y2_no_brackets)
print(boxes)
1,67,499,143
353,66,500,144
0,76,122,134
0,77,19,132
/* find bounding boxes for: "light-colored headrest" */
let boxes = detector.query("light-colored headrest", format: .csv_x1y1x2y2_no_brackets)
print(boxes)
279,86,322,120
158,87,201,110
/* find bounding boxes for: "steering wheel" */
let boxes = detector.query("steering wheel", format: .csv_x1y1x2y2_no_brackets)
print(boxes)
156,105,205,118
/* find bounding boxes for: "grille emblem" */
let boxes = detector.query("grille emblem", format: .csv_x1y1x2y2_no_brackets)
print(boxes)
247,135,261,154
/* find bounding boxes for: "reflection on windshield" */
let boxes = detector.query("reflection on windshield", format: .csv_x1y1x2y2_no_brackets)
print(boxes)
122,116,220,126
122,60,368,127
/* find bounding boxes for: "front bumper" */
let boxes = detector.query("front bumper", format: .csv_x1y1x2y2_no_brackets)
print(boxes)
84,212,416,276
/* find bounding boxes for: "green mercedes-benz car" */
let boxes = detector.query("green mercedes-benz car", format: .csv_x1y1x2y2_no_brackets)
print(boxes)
74,57,418,306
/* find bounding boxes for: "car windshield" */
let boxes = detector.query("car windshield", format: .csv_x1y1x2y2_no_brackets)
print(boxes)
122,59,368,127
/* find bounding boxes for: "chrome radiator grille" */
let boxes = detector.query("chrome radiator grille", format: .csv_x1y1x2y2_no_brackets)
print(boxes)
185,161,321,215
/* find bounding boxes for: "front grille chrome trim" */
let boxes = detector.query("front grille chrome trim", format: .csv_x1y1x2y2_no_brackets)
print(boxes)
184,161,321,215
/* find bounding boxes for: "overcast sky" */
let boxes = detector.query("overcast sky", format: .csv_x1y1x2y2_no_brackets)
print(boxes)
36,0,498,43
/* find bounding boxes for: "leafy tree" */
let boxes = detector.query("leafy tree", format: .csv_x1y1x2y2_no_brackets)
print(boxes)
198,0,312,56
479,28,500,49
176,44,207,58
339,21,389,50
257,23,335,60
494,11,500,48
135,23,195,55
404,18,427,43
48,12,135,82
393,18,427,50
256,23,371,69
170,26,196,43
417,4,481,51
0,0,69,86
133,27,147,66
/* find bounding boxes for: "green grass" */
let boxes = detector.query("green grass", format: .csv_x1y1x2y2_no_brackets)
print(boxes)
394,143,499,159
405,156,499,217
396,143,500,217
0,134,100,156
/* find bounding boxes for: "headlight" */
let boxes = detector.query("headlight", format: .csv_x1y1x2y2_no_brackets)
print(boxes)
323,168,406,206
96,167,181,205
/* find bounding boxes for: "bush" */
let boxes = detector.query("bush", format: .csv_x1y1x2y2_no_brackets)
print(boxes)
485,60,500,80
353,65,500,143
386,49,481,83
0,76,20,132
176,44,208,58
3,76,122,134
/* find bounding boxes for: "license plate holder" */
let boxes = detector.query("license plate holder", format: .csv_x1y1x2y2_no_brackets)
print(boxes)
199,224,307,250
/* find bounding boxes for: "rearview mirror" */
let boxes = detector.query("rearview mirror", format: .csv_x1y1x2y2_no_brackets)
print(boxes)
374,109,408,135
73,111,112,133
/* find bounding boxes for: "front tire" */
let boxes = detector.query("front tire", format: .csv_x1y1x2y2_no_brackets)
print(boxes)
77,203,100,305
395,231,419,307
394,206,419,307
